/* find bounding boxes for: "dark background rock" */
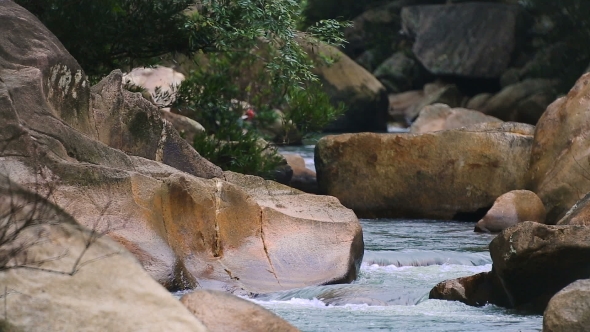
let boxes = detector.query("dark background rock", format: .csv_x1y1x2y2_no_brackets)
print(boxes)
401,3,521,78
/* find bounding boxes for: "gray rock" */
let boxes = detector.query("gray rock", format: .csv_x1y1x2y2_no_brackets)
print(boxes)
402,3,521,78
544,279,590,332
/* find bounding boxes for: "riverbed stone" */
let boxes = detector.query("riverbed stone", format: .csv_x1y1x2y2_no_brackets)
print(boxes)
315,122,534,219
474,190,546,233
283,153,319,194
529,73,590,224
401,3,520,78
429,272,509,307
0,1,364,295
489,221,590,310
410,103,502,134
543,279,590,332
181,290,300,332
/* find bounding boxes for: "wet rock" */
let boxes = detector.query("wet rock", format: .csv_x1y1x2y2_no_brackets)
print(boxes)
474,190,546,233
429,272,509,307
283,154,319,194
181,290,300,332
410,103,501,134
490,221,590,311
0,177,207,332
401,3,520,78
529,73,590,223
306,42,388,132
315,122,534,219
543,279,590,332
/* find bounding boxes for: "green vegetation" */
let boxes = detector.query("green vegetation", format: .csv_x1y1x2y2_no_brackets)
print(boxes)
18,0,348,177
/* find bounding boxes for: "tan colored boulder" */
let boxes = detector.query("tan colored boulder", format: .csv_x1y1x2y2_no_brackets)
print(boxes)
490,221,590,310
543,279,590,332
557,192,590,226
0,1,363,294
466,93,493,110
0,178,207,332
481,78,557,123
474,190,546,233
283,153,319,194
315,122,534,219
181,290,299,332
306,42,388,132
410,103,502,134
389,83,463,123
529,73,590,223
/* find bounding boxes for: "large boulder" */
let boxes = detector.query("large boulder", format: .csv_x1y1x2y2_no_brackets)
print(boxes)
389,82,464,124
181,290,299,332
410,103,502,134
315,122,534,219
0,0,363,294
401,3,521,78
307,42,388,132
474,190,546,233
490,221,590,310
0,177,207,332
372,52,431,93
529,73,590,223
557,192,590,226
543,279,590,332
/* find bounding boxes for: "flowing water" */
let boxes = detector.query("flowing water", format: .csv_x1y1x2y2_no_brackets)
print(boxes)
250,144,543,331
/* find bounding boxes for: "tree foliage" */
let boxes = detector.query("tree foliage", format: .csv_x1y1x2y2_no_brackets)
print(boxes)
17,0,349,177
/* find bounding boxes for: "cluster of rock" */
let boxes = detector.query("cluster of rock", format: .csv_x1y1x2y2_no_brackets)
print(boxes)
0,1,363,330
301,0,576,132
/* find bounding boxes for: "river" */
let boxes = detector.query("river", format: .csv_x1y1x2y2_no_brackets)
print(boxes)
246,144,543,331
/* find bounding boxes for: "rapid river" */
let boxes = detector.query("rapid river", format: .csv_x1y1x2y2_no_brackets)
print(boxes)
248,144,543,331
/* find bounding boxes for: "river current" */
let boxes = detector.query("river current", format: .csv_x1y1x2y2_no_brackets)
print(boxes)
248,144,543,331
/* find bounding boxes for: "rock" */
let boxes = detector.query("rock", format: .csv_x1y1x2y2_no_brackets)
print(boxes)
429,272,509,307
159,110,205,145
283,154,319,194
558,192,590,226
0,1,363,294
0,320,23,332
543,279,590,332
529,73,590,223
91,70,222,179
181,290,300,332
122,66,184,108
373,52,432,93
474,190,546,233
388,82,463,124
0,177,207,332
490,221,590,310
306,42,388,132
401,3,521,78
410,103,502,134
315,122,534,219
466,93,493,110
481,78,558,123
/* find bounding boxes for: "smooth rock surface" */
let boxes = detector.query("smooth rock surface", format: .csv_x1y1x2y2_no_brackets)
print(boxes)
0,177,207,332
543,279,590,332
316,122,534,219
475,190,546,233
401,3,520,78
181,290,300,332
529,73,590,223
410,103,502,134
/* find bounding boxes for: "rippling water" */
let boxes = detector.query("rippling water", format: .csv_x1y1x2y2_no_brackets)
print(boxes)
249,219,543,331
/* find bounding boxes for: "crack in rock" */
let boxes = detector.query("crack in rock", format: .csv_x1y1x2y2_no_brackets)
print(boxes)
259,209,281,286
